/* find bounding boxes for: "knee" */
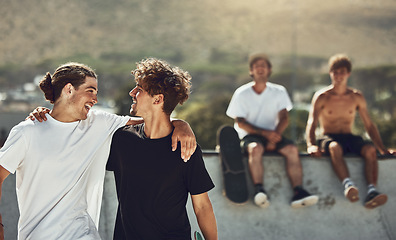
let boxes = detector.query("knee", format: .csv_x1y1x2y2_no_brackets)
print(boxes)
362,145,377,160
280,144,301,165
279,144,299,160
328,141,343,155
281,144,299,157
247,142,264,159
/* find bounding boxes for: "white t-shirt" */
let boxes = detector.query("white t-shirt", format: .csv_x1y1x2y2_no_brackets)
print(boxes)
0,110,129,240
226,81,293,139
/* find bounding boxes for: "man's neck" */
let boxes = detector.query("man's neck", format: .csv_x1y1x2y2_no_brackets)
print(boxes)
50,104,79,123
331,83,348,95
252,78,267,94
143,113,172,139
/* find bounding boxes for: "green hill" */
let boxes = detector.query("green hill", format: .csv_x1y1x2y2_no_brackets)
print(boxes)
1,0,396,67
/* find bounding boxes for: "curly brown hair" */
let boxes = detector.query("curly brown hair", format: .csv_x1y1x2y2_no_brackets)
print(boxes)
132,58,191,115
328,54,352,73
39,62,97,104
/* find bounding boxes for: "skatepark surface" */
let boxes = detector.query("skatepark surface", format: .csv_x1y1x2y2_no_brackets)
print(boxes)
1,153,395,240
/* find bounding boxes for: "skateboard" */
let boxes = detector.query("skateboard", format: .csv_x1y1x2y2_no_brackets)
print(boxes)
194,231,204,240
217,125,249,204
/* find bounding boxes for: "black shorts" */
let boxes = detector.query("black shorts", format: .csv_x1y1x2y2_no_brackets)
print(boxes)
318,133,373,156
241,134,294,153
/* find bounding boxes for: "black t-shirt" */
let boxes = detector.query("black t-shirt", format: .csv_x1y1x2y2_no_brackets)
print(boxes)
106,124,215,240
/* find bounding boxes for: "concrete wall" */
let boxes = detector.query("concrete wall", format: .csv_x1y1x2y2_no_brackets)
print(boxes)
1,155,395,240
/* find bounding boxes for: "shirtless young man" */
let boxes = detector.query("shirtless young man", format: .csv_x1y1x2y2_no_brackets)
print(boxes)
306,54,395,209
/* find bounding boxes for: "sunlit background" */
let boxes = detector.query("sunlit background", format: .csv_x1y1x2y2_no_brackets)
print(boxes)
1,0,395,150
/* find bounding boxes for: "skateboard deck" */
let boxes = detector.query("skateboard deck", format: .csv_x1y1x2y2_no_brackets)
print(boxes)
217,125,249,204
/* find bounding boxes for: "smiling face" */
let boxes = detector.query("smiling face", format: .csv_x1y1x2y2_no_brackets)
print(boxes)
68,76,98,120
249,59,271,82
129,83,154,118
329,67,350,86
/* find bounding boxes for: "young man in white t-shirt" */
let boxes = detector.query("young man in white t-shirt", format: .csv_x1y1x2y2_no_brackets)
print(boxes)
0,62,195,240
226,53,318,209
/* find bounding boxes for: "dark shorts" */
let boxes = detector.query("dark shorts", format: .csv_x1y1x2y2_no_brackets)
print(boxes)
318,133,373,156
241,134,294,153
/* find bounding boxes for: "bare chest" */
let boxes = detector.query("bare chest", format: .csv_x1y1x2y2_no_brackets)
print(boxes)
321,94,357,120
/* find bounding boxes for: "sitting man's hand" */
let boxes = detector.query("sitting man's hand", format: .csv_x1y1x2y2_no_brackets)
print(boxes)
266,142,276,152
307,145,322,157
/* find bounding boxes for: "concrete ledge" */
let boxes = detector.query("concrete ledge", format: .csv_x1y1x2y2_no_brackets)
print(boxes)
1,154,395,240
195,154,396,240
202,149,396,160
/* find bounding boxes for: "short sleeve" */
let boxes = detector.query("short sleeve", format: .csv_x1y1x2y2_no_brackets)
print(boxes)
279,87,293,112
97,111,130,134
185,146,215,195
106,125,139,172
0,122,29,174
226,90,248,119
106,129,121,172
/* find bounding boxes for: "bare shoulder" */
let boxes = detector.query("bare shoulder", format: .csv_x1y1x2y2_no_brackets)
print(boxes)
352,88,363,95
348,87,365,100
312,86,332,102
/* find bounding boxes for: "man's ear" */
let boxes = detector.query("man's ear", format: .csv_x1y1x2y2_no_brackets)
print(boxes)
153,94,164,104
63,83,74,96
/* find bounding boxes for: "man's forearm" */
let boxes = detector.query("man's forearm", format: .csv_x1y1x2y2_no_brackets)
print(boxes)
275,109,289,135
192,193,218,240
195,203,217,240
126,117,144,126
170,118,185,126
367,125,387,154
275,118,288,135
305,118,318,147
306,130,319,154
306,130,317,148
236,118,270,136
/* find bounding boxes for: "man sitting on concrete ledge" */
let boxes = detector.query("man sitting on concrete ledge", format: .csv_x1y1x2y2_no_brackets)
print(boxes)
226,53,318,209
306,53,395,209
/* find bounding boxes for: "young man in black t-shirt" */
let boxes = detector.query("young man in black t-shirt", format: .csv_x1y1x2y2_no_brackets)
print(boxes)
107,58,217,240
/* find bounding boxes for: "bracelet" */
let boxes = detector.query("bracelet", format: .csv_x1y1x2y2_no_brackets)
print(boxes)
0,222,3,227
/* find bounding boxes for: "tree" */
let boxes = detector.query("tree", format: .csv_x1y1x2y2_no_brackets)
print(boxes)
176,94,234,149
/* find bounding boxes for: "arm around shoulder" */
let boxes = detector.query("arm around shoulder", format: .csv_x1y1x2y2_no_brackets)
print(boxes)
191,192,218,240
125,117,144,126
171,119,197,161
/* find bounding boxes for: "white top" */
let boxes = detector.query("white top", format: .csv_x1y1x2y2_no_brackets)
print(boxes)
226,82,293,139
0,110,129,240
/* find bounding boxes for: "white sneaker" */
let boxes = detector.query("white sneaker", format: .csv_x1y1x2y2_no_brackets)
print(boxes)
344,185,359,202
254,192,270,208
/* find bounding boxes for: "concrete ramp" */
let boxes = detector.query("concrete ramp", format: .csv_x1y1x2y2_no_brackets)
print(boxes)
186,154,396,240
1,155,395,240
